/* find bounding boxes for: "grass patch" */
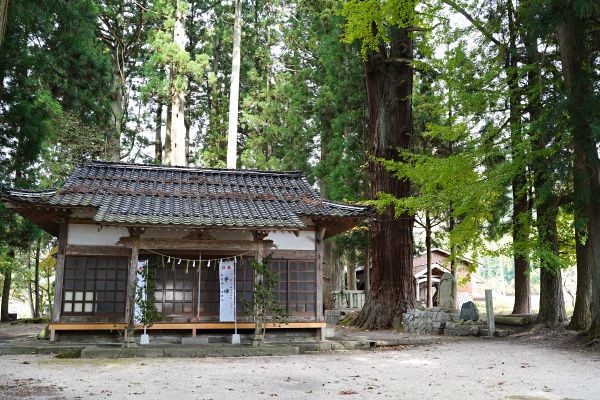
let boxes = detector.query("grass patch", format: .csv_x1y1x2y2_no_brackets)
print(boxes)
18,317,51,324
56,350,82,359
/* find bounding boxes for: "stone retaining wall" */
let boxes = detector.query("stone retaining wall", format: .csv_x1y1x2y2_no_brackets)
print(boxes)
402,307,458,335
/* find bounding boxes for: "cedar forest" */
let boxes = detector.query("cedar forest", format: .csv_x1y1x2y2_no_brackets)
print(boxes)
1,0,599,343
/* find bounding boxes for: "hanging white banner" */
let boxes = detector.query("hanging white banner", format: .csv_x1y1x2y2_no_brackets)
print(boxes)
134,260,148,324
219,260,235,322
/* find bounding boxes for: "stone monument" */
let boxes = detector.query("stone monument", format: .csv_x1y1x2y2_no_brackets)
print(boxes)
438,272,457,309
460,301,480,321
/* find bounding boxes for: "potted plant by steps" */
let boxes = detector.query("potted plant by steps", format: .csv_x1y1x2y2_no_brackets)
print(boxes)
242,253,291,346
124,260,164,347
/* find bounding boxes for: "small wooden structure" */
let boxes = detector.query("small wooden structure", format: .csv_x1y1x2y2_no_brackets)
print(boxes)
2,161,371,342
331,290,365,311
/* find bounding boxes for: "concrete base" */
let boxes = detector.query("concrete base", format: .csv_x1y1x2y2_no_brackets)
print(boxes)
139,334,150,345
79,344,300,359
323,326,335,338
181,337,209,345
231,334,241,344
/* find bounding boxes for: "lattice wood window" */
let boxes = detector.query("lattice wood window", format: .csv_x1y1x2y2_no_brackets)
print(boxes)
198,267,218,315
63,257,128,316
197,259,254,316
154,266,195,314
270,259,316,315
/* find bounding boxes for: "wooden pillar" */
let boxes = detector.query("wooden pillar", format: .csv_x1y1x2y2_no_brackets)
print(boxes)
125,239,140,325
315,228,325,322
52,217,68,324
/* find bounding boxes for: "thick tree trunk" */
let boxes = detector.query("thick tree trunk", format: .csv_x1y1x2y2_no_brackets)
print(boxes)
508,1,532,315
567,225,592,331
556,7,600,340
106,2,124,162
511,182,531,314
353,25,414,330
536,201,567,327
1,269,11,321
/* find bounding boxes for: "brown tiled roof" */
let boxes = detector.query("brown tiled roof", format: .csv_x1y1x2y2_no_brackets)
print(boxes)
2,161,372,237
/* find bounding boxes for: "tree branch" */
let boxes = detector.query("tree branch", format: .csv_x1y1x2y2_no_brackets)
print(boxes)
384,58,440,78
441,0,506,49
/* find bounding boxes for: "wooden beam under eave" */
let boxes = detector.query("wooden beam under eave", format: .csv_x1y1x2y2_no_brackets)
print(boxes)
117,237,275,252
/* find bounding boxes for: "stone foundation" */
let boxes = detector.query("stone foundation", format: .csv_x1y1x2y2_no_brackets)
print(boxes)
402,307,458,335
403,308,510,337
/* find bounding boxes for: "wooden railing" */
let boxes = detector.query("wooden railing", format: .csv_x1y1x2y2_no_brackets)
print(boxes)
332,290,365,310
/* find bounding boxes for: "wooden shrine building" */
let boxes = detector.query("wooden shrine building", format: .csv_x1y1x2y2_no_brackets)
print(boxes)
1,161,371,342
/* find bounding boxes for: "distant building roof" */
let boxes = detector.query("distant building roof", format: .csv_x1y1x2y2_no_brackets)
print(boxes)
2,161,372,238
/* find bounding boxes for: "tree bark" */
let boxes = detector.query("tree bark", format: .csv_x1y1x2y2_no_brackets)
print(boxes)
227,0,242,169
556,5,600,340
567,225,592,331
106,0,125,162
536,202,567,326
353,24,414,330
1,268,11,321
171,2,187,167
164,99,173,165
34,238,40,318
508,0,532,315
426,212,432,308
0,0,7,47
364,241,371,296
155,100,163,163
347,261,357,291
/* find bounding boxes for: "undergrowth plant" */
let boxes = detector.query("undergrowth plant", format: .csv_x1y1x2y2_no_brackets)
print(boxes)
242,253,291,346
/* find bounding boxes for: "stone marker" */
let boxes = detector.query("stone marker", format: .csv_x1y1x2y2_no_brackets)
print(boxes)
438,272,457,309
485,289,495,337
460,301,480,321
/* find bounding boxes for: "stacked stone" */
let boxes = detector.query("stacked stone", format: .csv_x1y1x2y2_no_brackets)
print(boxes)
402,307,454,335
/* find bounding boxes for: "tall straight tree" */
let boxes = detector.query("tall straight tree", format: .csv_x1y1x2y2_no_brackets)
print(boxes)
554,0,600,340
95,0,146,162
226,0,242,169
171,0,188,166
340,1,416,329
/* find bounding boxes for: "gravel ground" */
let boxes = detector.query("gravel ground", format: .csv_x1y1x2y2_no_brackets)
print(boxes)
0,322,43,343
2,322,599,399
1,337,599,400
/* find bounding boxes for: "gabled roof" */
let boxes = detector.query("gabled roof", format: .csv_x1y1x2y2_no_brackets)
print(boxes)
2,161,372,238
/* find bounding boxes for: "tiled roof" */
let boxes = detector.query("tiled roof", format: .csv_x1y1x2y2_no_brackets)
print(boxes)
2,161,372,237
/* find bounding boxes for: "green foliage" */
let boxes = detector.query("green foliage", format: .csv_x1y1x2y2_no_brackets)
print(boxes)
135,260,165,328
241,253,291,345
339,0,417,58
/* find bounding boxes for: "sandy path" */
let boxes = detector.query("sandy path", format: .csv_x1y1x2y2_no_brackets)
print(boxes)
1,340,599,400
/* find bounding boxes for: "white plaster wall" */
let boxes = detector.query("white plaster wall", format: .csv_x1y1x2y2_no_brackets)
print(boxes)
67,224,129,246
209,230,254,241
140,228,188,240
267,230,315,250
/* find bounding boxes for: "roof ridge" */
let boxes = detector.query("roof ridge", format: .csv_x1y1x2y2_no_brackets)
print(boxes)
80,160,303,176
